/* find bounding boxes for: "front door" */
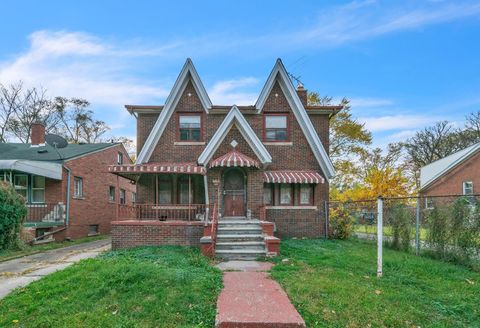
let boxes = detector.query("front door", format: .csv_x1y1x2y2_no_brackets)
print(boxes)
223,168,246,217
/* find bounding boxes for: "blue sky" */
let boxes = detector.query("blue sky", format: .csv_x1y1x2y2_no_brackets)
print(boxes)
1,0,479,149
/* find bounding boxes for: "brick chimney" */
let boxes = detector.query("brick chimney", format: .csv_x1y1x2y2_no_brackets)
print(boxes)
296,83,308,107
31,122,45,146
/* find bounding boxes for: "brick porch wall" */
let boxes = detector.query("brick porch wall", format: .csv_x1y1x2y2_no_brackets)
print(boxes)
266,208,326,238
111,220,204,250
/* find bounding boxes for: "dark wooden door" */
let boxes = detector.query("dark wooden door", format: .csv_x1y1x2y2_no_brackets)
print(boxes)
223,169,245,217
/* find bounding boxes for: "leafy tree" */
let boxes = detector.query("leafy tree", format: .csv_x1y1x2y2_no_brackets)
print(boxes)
308,92,372,188
0,181,27,250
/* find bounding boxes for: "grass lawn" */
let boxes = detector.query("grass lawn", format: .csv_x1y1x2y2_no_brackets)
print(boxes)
0,246,223,328
270,239,480,328
0,235,108,262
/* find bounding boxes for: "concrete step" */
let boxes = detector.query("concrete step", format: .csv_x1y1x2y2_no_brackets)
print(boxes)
216,234,264,242
217,227,262,235
215,249,267,261
218,220,261,225
216,241,266,251
222,216,247,221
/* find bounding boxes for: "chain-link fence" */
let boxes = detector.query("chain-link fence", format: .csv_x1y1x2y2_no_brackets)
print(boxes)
328,195,480,270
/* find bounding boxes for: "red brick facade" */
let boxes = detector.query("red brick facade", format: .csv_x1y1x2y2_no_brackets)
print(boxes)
420,150,480,197
29,144,135,241
129,67,336,240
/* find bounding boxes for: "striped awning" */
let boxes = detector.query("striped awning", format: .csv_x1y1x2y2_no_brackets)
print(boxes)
108,162,206,176
263,171,325,184
210,149,260,168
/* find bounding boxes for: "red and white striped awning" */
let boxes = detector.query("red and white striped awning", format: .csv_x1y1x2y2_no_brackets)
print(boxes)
210,150,260,168
108,162,206,175
263,171,325,184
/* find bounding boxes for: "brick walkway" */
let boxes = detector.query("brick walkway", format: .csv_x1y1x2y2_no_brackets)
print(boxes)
215,261,305,328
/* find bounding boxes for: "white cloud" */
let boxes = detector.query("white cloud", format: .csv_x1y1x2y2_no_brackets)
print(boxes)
295,1,480,46
387,129,418,141
209,77,259,105
359,114,438,132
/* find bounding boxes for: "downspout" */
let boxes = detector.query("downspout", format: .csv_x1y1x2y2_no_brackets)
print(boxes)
63,165,71,226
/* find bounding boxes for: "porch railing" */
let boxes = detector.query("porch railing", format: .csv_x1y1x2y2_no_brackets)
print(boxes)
25,203,66,224
118,203,215,221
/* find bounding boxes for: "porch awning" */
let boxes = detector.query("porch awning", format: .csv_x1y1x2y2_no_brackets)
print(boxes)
0,160,63,180
108,162,206,180
263,171,325,184
210,149,260,168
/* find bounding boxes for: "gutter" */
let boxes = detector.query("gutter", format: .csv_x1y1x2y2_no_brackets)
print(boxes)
63,164,71,226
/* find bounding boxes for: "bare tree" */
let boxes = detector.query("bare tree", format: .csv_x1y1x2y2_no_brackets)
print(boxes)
52,97,109,143
0,82,23,142
465,110,480,141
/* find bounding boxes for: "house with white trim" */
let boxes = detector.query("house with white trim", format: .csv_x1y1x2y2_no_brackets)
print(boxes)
109,58,342,259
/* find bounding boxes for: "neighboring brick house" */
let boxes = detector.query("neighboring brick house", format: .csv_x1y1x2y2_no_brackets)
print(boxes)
109,58,342,257
419,142,480,208
0,123,135,241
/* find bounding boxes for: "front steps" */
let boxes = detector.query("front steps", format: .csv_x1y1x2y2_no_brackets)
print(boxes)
215,217,267,260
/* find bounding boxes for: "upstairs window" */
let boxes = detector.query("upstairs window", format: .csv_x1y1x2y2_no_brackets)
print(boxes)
463,181,473,195
179,115,201,141
74,177,83,198
264,115,288,141
117,152,123,164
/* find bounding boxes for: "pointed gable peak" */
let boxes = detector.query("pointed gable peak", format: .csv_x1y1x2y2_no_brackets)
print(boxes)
198,105,272,166
167,58,212,112
136,58,211,163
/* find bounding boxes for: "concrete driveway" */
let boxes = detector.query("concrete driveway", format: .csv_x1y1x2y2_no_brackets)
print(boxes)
0,238,111,299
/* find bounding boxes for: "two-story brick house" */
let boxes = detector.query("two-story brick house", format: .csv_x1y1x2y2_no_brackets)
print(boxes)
109,58,342,259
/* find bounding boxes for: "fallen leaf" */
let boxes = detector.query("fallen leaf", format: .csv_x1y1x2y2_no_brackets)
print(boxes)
465,279,475,285
375,290,382,295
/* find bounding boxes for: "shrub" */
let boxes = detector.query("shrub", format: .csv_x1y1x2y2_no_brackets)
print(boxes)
388,203,412,251
0,181,27,250
425,204,450,259
329,205,355,239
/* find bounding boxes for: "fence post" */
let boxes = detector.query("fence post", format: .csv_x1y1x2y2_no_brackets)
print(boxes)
377,197,383,278
416,196,421,256
324,200,329,239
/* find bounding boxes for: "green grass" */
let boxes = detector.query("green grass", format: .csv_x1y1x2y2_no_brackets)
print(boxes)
0,235,108,262
0,246,223,328
270,239,480,328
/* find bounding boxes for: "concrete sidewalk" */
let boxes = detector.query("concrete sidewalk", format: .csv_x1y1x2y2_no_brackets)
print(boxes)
215,261,306,328
0,238,110,299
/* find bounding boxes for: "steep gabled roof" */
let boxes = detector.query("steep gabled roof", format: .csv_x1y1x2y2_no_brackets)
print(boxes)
136,58,212,164
255,58,335,179
198,106,272,166
420,142,480,191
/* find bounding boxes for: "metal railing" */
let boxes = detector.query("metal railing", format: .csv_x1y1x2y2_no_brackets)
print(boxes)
26,203,66,223
118,203,214,221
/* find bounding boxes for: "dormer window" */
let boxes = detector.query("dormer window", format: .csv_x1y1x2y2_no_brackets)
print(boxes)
264,114,288,142
179,114,202,141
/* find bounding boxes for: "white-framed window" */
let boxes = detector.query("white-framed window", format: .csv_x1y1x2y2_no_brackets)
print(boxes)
74,177,83,198
109,186,115,202
14,175,28,199
132,192,137,203
300,184,313,205
265,115,288,141
463,181,473,195
425,197,434,209
117,152,123,165
179,115,201,141
31,175,45,203
120,189,126,205
280,184,293,205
